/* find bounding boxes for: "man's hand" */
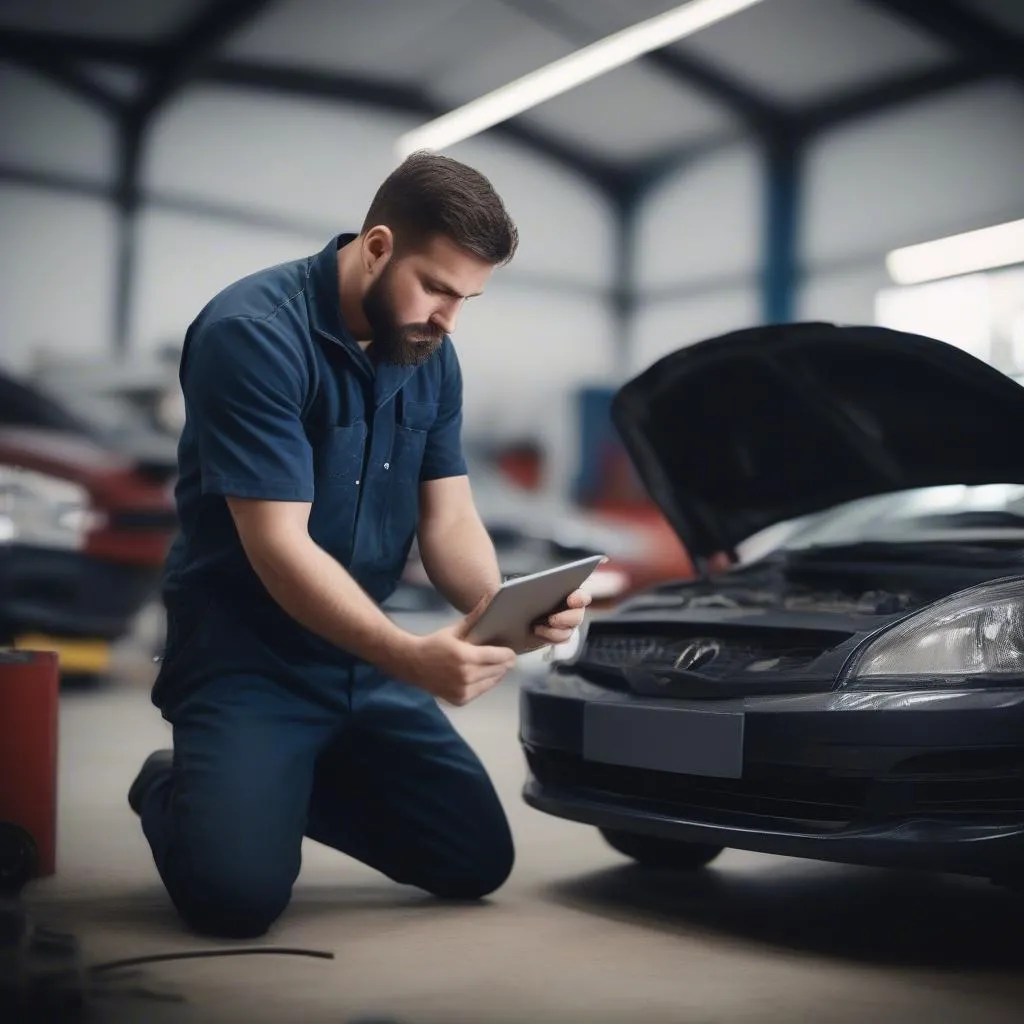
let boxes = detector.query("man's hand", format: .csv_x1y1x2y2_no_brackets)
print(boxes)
530,588,592,647
394,596,516,707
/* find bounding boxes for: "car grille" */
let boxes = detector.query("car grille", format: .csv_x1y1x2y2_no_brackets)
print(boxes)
526,747,1024,830
582,633,831,674
583,633,664,666
573,630,846,697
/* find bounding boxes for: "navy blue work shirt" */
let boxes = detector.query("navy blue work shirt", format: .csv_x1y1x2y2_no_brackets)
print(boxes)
153,235,466,705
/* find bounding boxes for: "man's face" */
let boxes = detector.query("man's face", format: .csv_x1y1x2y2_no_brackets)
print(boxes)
362,233,494,367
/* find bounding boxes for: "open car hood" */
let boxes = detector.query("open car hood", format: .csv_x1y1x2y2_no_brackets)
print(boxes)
611,322,1024,561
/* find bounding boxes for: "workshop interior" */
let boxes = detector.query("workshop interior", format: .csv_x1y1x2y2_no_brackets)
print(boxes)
1,1,1023,1021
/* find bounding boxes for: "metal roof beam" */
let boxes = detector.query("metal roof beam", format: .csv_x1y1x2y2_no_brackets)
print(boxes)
498,0,791,139
110,3,276,356
862,0,1024,84
203,59,633,197
796,60,993,135
0,51,123,114
0,29,153,66
0,29,127,113
0,28,629,198
643,48,791,137
132,0,276,120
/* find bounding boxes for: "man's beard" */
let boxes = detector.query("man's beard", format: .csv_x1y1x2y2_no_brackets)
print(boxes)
362,267,445,367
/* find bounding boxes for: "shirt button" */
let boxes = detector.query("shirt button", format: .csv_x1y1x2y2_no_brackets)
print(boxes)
355,479,360,486
384,462,390,470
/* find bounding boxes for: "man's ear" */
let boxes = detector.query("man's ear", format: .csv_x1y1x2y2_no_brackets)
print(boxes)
362,225,394,273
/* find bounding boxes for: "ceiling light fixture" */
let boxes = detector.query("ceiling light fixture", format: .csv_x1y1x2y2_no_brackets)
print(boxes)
886,218,1024,285
395,0,765,158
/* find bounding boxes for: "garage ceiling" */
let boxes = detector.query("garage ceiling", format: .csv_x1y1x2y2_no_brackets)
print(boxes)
1,0,1020,355
1,0,1021,194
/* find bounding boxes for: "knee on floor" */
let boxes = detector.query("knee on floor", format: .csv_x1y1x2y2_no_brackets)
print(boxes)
425,832,516,901
172,864,294,939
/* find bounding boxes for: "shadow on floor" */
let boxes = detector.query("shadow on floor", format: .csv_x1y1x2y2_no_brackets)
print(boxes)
25,880,498,935
542,857,1024,971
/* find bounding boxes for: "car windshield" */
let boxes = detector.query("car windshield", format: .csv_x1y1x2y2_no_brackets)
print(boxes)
749,484,1024,556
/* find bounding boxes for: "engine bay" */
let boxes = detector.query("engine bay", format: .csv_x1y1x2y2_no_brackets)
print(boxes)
635,586,921,616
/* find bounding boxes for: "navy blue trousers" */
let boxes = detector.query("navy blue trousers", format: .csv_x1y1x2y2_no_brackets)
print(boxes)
138,664,514,938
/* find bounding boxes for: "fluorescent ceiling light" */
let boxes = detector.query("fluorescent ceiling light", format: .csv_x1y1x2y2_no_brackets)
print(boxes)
396,0,764,158
886,218,1024,285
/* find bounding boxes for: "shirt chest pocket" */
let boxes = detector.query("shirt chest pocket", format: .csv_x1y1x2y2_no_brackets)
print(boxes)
309,421,367,561
381,400,437,547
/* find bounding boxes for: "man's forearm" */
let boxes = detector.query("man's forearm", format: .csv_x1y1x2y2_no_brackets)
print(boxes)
244,533,418,678
417,509,502,614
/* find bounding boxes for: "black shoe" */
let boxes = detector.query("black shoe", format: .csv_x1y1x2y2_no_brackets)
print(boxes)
128,749,173,815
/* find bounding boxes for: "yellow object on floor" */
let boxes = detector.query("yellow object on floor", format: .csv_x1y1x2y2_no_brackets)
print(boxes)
14,635,110,674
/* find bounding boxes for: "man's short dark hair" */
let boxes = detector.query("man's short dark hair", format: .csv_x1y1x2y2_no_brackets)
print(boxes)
361,151,519,266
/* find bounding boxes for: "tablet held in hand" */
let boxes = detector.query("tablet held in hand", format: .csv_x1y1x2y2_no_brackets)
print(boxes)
465,555,604,652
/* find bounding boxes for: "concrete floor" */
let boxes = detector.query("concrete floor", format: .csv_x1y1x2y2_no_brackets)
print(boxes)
22,629,1024,1024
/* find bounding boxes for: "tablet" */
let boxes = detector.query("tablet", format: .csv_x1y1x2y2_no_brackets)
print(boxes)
465,554,605,651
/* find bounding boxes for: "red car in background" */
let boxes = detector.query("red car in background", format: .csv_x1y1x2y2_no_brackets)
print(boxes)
0,372,178,678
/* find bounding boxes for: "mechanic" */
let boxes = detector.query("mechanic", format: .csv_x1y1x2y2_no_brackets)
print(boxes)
126,152,591,939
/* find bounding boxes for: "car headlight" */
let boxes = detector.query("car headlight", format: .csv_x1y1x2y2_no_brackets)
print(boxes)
840,578,1024,687
0,467,104,551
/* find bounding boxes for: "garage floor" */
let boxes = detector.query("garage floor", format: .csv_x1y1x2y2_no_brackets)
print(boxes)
22,630,1024,1024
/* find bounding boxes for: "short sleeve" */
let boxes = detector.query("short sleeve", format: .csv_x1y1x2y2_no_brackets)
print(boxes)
183,317,315,501
419,341,468,482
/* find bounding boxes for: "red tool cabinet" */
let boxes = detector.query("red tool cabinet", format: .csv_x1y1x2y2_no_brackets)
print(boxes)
0,650,59,890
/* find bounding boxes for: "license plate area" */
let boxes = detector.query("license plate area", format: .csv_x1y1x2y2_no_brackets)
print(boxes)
583,702,744,779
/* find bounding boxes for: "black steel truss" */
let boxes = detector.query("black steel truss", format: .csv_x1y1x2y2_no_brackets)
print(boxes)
864,0,1024,85
0,2,1015,200
0,0,1020,356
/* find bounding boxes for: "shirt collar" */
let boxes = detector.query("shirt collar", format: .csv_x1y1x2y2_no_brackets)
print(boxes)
307,233,421,405
307,233,362,352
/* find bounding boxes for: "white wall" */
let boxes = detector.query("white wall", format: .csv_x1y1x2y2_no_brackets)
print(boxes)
629,142,762,368
0,63,115,184
0,185,119,372
634,142,761,294
796,264,890,325
0,65,117,371
799,79,1024,325
803,80,1024,265
142,86,414,234
129,210,325,353
631,80,1024,355
631,288,762,375
454,281,618,492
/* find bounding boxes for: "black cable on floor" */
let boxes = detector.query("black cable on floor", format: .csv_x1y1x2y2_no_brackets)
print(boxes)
89,946,335,973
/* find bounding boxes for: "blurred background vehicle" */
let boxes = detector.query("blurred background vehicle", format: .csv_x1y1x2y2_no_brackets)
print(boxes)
0,370,178,680
391,457,696,616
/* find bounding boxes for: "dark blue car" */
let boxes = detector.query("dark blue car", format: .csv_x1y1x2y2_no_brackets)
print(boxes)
520,323,1024,891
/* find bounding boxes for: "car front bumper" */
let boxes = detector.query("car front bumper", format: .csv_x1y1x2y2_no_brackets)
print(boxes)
519,673,1024,878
